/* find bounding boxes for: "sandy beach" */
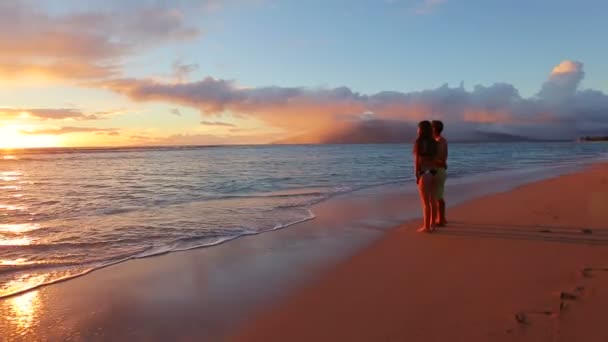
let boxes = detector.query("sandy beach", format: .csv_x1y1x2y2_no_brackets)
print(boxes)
4,2,608,341
1,162,607,341
234,162,608,342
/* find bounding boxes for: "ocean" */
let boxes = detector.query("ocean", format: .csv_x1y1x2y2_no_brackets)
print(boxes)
1,142,607,297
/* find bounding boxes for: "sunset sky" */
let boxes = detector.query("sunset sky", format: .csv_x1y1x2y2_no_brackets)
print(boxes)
1,0,607,148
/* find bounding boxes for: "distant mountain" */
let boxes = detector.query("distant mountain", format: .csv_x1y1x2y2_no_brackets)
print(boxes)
273,120,537,144
578,135,608,142
273,120,416,144
452,131,538,143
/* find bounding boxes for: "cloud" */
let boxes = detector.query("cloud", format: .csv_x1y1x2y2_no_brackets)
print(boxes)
275,119,417,144
154,133,270,145
538,60,585,102
98,60,608,142
97,77,367,130
0,2,200,80
172,60,200,82
0,61,120,80
0,108,124,121
1,108,99,121
170,108,182,116
130,134,156,141
200,120,236,127
21,127,120,135
228,127,263,133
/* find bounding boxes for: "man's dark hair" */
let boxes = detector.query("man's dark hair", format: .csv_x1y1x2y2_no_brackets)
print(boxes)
431,120,444,134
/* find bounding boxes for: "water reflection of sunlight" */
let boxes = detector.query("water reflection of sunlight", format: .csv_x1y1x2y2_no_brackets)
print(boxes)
0,204,26,211
0,236,32,246
8,290,42,333
1,155,17,160
1,171,21,182
0,223,41,233
0,224,38,246
2,274,50,297
1,171,22,175
2,176,19,181
0,258,29,265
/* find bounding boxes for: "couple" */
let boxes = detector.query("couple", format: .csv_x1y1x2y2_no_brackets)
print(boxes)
413,120,448,233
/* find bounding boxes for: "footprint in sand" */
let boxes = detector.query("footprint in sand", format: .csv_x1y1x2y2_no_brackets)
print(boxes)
514,310,553,325
559,286,586,312
581,267,608,278
515,312,528,325
560,292,578,301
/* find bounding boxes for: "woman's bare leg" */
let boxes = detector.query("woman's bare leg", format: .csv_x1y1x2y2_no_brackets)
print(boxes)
417,174,433,232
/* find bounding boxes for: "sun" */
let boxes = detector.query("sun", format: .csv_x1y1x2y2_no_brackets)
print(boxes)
0,124,60,149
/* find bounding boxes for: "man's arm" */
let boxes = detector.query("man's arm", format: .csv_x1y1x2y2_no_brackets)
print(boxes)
437,138,448,165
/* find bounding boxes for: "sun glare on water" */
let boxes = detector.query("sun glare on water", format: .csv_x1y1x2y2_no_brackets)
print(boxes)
7,288,42,334
0,125,59,149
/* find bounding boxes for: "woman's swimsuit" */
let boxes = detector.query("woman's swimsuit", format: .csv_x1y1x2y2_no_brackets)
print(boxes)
417,140,438,177
418,169,437,177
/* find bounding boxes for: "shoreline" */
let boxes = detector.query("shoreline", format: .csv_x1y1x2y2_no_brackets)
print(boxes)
0,209,318,301
1,161,607,340
1,154,601,300
234,162,608,342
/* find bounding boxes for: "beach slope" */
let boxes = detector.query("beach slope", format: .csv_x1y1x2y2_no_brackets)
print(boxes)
234,163,608,342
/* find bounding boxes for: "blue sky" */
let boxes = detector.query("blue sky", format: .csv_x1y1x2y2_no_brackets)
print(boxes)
175,0,608,95
1,0,607,147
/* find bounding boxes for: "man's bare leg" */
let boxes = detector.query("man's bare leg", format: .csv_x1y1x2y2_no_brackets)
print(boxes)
437,199,446,226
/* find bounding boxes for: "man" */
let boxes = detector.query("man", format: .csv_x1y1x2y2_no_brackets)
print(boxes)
432,120,448,226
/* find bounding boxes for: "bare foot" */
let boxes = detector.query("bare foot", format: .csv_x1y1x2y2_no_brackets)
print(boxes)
416,226,430,233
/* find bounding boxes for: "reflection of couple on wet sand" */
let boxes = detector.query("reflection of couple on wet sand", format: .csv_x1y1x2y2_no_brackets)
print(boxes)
413,120,448,233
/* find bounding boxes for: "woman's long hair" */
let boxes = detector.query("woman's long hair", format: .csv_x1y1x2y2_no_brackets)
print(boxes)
414,121,437,158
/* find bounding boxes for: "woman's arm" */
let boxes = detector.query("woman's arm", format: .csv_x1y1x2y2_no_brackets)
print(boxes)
415,153,421,184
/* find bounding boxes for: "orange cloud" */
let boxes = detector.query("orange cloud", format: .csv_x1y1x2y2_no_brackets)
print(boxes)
200,121,237,127
20,127,120,135
0,125,60,148
0,2,199,81
550,60,582,75
97,60,608,142
0,61,119,81
463,111,513,124
539,60,584,102
138,133,275,146
0,108,120,121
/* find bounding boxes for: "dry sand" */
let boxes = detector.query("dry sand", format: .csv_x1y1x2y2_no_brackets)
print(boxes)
234,163,608,342
1,163,607,341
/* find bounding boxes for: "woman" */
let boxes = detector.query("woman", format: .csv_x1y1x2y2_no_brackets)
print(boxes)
413,121,438,233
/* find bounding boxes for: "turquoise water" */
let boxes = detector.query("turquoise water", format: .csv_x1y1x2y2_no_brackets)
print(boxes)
0,142,607,297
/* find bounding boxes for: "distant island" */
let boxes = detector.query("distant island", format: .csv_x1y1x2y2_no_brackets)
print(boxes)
272,119,569,144
578,136,608,142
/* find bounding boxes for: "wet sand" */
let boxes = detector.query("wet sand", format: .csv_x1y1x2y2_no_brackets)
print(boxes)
1,163,607,341
234,163,608,342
